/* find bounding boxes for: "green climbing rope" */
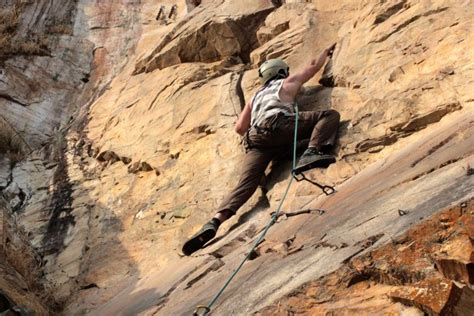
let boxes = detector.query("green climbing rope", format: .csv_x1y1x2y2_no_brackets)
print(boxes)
193,103,301,316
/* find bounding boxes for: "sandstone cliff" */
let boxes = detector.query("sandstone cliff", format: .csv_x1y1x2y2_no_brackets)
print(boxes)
0,0,473,315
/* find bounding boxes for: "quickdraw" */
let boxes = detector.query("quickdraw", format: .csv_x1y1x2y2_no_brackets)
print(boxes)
291,170,336,196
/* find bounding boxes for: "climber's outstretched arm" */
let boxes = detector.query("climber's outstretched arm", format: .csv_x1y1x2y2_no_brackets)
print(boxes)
281,44,335,102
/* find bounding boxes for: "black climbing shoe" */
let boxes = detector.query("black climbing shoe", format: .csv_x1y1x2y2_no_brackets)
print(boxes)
182,221,218,256
294,148,336,174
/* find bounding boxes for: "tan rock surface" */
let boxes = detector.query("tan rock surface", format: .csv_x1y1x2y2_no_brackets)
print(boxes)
259,200,474,315
0,0,473,315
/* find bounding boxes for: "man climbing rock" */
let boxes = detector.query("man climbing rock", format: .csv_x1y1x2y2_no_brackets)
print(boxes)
182,44,340,256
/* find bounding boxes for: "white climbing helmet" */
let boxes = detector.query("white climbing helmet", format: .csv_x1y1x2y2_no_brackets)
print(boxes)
258,59,289,85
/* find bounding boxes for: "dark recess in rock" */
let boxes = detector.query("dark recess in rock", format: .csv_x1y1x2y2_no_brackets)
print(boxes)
96,150,120,164
80,283,99,290
40,142,75,255
373,1,408,25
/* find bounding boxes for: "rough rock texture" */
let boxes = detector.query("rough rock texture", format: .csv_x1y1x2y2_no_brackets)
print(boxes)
258,200,474,315
0,0,141,151
0,0,473,315
0,0,144,312
0,197,53,315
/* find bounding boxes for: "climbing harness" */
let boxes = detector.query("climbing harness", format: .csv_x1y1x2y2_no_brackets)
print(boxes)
193,103,335,315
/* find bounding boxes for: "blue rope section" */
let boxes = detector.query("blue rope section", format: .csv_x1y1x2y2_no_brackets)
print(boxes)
194,104,300,315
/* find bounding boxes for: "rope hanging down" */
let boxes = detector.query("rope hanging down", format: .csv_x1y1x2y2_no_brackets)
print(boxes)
193,103,334,315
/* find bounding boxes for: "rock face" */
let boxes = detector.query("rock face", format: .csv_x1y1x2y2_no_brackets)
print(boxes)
134,1,274,73
0,0,473,315
0,0,144,312
259,200,474,315
0,0,140,151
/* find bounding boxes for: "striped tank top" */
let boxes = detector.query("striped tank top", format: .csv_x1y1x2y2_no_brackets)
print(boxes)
250,79,294,127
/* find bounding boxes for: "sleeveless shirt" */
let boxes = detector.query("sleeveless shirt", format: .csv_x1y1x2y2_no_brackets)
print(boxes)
250,79,294,127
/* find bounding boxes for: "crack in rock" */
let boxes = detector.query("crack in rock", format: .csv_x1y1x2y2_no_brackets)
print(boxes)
184,258,225,289
371,7,449,43
373,0,408,25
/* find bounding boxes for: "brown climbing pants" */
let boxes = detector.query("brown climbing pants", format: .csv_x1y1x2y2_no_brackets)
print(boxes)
217,109,340,215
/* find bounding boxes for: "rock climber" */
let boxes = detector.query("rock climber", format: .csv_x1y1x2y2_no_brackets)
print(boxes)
182,44,340,256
